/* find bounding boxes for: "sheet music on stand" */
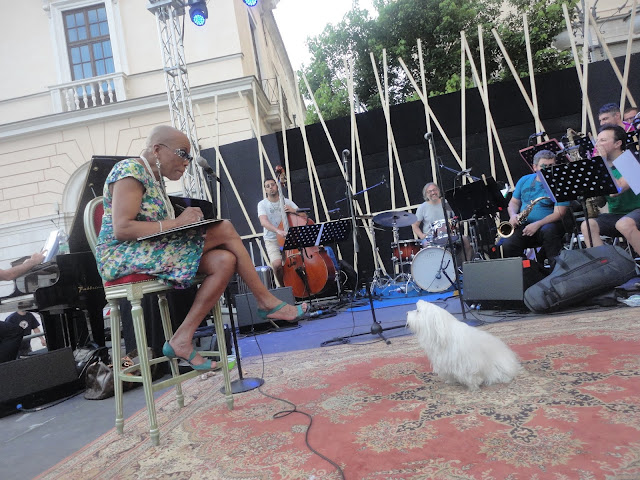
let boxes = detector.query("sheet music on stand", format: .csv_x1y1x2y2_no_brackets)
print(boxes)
282,220,352,250
537,157,619,203
519,139,564,170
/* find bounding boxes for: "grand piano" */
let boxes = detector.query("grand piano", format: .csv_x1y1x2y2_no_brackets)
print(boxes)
0,155,217,354
0,156,128,350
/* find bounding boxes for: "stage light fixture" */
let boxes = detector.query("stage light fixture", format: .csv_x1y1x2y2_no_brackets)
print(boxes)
243,0,258,6
189,0,208,26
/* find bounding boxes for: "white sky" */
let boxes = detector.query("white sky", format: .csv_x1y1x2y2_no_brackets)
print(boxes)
272,0,376,71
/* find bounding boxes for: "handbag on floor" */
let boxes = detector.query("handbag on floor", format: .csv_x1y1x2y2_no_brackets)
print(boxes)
84,347,155,400
524,245,637,313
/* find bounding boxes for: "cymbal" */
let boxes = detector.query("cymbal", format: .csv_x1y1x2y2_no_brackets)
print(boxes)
373,211,418,228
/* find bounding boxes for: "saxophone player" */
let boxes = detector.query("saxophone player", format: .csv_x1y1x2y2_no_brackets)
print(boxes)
500,150,570,269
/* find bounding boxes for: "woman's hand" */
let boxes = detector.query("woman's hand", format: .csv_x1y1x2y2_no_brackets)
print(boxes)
176,207,204,226
176,206,204,226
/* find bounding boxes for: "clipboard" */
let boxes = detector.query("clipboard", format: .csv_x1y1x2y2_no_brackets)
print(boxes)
137,218,224,241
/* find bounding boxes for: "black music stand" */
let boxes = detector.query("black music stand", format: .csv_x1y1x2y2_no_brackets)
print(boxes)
519,139,564,171
538,157,619,246
445,177,507,221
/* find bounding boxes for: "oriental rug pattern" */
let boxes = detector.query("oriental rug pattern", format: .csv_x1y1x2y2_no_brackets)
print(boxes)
37,308,640,479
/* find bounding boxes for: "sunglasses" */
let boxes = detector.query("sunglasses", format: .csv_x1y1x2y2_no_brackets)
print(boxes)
158,143,193,163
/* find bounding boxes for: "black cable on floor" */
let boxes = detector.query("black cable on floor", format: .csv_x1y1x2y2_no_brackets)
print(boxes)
246,318,346,480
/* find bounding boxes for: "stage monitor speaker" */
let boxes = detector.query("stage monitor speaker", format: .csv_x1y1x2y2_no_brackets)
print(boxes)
234,287,295,331
463,258,547,309
0,347,81,416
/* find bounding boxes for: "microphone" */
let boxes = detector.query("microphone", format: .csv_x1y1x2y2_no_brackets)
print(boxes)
456,168,472,176
424,132,433,141
196,156,221,182
342,149,351,160
528,131,546,138
296,208,311,213
195,155,213,173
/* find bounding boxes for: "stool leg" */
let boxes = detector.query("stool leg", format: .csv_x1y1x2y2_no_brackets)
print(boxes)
212,302,233,410
109,299,125,434
158,293,185,408
130,293,160,446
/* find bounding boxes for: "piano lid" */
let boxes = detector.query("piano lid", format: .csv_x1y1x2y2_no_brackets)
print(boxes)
68,156,125,253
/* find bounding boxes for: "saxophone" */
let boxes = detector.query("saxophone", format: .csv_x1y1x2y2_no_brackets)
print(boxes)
497,196,550,239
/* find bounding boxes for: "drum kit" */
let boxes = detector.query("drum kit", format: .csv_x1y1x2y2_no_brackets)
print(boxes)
362,210,461,294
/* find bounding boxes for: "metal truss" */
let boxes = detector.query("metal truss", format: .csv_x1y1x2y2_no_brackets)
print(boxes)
147,0,209,200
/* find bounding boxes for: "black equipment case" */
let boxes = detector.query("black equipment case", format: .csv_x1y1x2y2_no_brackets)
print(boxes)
524,245,637,313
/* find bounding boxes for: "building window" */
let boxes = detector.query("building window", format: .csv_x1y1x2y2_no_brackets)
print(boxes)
64,4,114,81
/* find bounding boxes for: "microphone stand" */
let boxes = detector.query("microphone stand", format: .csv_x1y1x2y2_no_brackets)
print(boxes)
425,133,467,321
196,159,263,393
322,150,404,346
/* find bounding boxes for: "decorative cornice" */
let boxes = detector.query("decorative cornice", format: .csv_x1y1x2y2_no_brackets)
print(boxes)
0,76,263,140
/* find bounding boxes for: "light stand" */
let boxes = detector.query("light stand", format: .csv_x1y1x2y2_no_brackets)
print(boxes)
425,132,467,320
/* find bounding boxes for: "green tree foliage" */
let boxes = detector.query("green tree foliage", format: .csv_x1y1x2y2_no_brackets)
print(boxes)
300,0,578,124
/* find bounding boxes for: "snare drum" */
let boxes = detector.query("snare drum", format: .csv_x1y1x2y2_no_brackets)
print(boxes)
391,239,421,263
431,219,460,246
411,246,455,292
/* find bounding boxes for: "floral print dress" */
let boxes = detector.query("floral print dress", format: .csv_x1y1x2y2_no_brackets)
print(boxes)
96,158,205,288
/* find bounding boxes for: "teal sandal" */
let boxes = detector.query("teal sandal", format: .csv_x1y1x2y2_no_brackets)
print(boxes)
257,302,305,322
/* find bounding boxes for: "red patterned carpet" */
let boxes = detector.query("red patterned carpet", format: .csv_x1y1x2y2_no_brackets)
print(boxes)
37,307,640,479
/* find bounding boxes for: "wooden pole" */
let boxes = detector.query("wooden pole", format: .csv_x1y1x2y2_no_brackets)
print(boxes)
196,107,269,262
523,14,545,137
251,83,265,189
582,0,590,133
461,33,515,187
293,75,320,222
491,29,546,134
477,26,496,180
398,57,464,168
417,39,437,182
561,3,597,135
587,7,637,108
277,77,292,198
620,0,638,109
370,51,410,208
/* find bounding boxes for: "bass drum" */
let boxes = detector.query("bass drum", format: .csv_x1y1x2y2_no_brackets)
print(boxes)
411,246,455,292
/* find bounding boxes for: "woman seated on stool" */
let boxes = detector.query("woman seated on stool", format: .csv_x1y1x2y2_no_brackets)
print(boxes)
96,125,307,371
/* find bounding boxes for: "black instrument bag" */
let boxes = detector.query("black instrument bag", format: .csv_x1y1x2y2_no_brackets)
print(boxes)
524,245,637,313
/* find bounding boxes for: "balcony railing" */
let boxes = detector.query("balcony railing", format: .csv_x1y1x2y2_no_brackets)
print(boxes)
49,72,127,113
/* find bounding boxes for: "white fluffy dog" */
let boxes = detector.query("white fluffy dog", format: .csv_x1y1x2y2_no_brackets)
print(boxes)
406,300,521,390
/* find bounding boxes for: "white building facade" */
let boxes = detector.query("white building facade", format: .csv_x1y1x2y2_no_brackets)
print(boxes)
0,0,299,293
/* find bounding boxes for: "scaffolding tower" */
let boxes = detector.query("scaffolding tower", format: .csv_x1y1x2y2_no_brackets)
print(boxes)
147,0,209,200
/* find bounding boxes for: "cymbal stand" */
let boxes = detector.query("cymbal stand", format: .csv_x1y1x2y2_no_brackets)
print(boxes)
391,222,411,284
367,219,392,294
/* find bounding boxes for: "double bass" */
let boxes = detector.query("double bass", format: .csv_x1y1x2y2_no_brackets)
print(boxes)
274,166,335,298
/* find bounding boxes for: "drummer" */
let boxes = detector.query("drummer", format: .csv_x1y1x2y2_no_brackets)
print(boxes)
411,182,474,261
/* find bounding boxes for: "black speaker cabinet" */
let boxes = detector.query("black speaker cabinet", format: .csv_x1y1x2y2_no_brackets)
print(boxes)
234,287,295,331
0,347,81,416
463,258,547,309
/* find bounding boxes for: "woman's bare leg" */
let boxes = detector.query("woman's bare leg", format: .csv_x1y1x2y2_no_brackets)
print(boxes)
204,221,307,319
167,249,236,366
